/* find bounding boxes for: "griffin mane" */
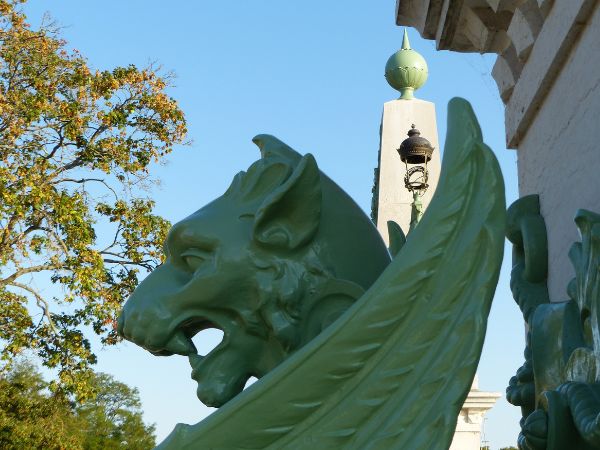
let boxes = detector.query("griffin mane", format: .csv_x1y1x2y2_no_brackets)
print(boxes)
247,247,365,353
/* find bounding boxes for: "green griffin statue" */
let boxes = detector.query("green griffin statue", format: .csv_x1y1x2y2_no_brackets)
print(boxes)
118,98,505,449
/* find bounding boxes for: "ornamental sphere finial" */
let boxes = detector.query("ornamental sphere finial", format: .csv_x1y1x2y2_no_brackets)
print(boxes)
384,29,428,100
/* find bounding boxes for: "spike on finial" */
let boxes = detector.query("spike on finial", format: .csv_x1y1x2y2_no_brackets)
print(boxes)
402,28,411,50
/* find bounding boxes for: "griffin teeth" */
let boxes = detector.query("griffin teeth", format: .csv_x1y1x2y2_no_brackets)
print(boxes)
168,332,197,355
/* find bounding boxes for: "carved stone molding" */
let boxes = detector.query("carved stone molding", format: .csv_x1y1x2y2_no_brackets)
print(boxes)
396,0,520,54
395,0,598,147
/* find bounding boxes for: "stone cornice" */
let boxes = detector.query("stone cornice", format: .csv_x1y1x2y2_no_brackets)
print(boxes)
395,0,599,147
396,0,521,54
463,390,502,410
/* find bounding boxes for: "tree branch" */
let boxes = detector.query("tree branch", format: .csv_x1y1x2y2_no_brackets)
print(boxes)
0,263,61,286
9,281,57,332
88,124,108,145
51,177,119,200
103,258,153,267
38,221,70,257
43,123,66,161
0,214,19,250
47,156,84,181
99,224,124,254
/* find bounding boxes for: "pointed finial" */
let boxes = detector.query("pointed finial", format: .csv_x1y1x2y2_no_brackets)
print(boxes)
401,28,411,50
384,29,428,100
407,124,420,137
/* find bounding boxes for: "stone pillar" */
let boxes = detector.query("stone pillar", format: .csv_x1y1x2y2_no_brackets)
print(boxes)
373,30,441,242
375,98,441,241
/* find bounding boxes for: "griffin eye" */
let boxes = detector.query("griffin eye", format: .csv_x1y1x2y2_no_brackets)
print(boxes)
181,248,211,272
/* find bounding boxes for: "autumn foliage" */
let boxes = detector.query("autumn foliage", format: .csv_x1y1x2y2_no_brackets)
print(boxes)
0,0,187,399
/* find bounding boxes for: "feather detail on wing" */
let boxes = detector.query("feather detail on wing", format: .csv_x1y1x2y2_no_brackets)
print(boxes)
157,97,506,450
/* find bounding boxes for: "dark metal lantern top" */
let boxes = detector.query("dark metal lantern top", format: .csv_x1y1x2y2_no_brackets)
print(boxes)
398,124,434,164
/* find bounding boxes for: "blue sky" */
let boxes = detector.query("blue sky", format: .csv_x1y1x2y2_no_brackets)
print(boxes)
23,1,524,448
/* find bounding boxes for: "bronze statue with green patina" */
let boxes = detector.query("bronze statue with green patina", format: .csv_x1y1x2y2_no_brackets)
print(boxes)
118,133,390,407
506,196,600,450
118,98,505,449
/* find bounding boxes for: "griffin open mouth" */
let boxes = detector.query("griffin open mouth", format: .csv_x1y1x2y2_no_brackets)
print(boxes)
180,317,222,348
180,318,226,379
175,315,261,407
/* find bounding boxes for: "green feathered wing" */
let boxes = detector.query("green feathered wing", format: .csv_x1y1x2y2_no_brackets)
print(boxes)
157,97,506,450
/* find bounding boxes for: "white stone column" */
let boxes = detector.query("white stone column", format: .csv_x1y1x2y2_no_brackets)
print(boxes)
375,98,441,242
376,34,499,450
449,377,501,450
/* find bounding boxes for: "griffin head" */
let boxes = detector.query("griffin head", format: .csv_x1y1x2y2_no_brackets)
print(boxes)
117,134,390,407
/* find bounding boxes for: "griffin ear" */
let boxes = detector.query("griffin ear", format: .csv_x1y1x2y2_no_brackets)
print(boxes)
252,134,302,164
253,153,322,250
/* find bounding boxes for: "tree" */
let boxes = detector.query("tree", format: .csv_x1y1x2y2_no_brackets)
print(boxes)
0,360,82,449
0,0,187,399
0,361,156,449
76,372,156,450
